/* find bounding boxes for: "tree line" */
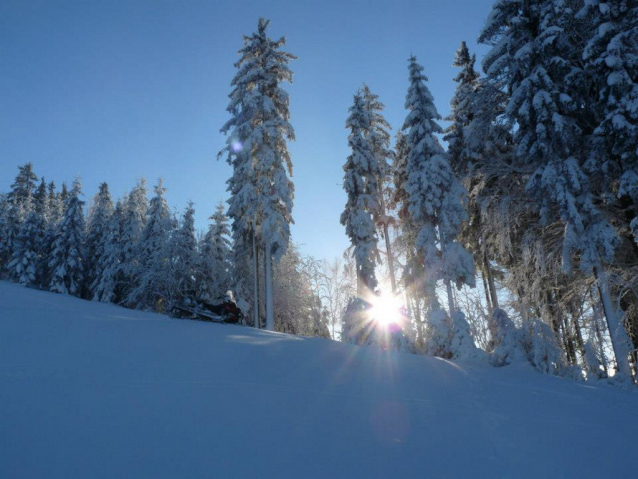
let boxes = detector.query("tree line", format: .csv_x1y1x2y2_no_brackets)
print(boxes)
0,164,331,338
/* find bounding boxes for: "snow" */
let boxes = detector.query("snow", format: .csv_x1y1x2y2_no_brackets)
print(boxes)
1,281,637,478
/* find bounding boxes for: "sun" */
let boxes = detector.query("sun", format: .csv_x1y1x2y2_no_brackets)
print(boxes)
369,293,404,328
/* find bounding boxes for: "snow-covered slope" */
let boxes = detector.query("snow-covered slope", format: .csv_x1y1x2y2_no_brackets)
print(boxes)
1,281,636,478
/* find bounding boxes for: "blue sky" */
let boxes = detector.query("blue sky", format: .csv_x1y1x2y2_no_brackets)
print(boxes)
0,0,494,261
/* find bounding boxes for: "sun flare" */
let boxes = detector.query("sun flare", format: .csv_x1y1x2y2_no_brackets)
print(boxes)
369,294,404,328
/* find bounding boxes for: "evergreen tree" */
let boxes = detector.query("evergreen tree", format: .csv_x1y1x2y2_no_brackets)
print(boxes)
48,179,85,296
41,181,61,287
8,162,38,211
198,202,232,304
52,182,67,224
402,55,475,322
362,84,397,293
0,194,13,274
126,179,173,310
119,179,149,300
341,91,380,297
33,178,50,223
480,0,634,381
92,200,124,303
220,18,296,331
580,0,638,243
444,41,480,177
171,202,198,304
47,181,58,222
8,195,46,286
85,183,114,297
1,164,38,274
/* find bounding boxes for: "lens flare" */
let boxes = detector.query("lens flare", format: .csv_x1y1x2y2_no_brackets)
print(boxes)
231,141,243,153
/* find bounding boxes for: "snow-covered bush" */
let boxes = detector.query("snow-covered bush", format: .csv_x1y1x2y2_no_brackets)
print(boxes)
488,308,525,367
424,308,453,359
521,319,565,376
341,297,373,346
449,311,484,361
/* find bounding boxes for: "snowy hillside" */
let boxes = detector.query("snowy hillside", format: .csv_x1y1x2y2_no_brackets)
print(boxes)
1,281,636,479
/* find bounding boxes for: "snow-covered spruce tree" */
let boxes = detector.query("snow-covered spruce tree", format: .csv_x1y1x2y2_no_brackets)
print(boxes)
8,195,46,287
579,1,638,359
8,162,38,212
47,182,59,223
48,179,85,296
33,178,50,223
390,130,428,344
444,41,480,178
41,181,62,287
220,18,296,331
0,194,11,273
340,91,384,346
53,182,67,225
580,0,638,244
341,91,380,297
92,200,124,303
9,178,50,287
170,202,198,305
444,41,509,320
118,179,148,302
126,179,173,311
85,182,114,298
480,0,634,382
361,84,397,294
401,55,476,358
1,164,39,275
198,202,232,304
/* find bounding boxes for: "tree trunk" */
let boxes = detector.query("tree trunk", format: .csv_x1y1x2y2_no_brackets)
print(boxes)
593,262,633,381
481,269,493,313
445,278,455,317
265,244,274,331
383,223,397,295
414,293,423,344
252,232,260,329
484,249,499,309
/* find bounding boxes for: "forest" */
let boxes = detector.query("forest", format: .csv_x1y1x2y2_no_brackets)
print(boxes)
1,0,637,386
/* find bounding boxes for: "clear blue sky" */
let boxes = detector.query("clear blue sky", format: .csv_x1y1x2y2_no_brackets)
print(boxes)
0,0,494,261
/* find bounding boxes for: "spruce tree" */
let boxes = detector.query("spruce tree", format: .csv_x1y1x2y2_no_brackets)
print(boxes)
48,179,85,296
198,202,232,304
9,195,46,287
444,41,480,177
403,56,475,307
126,179,173,310
220,18,296,331
8,163,38,211
340,91,380,297
119,179,149,300
33,178,50,222
580,0,638,244
85,182,114,297
361,84,397,293
0,194,11,274
480,0,634,381
402,55,476,357
92,200,124,303
171,202,198,304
